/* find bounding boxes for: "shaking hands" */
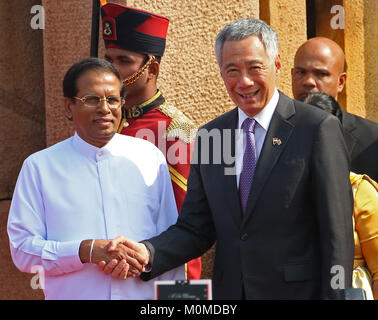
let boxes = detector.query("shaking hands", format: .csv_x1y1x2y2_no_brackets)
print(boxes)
84,236,150,280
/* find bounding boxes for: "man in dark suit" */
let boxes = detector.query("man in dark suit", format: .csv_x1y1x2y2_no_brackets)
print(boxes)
292,37,378,181
99,19,354,300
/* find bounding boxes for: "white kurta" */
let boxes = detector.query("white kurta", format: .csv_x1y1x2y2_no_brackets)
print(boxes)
7,132,185,300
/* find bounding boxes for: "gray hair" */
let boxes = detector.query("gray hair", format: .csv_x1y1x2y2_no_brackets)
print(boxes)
215,18,279,67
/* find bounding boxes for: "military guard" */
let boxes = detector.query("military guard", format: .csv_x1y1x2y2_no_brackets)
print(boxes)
101,3,201,280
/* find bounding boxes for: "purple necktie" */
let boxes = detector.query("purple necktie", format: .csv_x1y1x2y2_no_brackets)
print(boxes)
239,118,257,214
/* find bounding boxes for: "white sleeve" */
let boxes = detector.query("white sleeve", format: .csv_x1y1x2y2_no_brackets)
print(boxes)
7,157,84,276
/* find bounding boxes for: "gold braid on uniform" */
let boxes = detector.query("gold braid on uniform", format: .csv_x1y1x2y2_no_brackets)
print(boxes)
158,102,197,144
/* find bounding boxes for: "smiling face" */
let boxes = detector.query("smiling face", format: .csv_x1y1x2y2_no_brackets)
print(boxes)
65,70,122,148
220,35,281,117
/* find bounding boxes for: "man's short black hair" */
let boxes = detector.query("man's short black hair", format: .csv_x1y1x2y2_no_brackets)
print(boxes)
302,92,343,123
63,57,126,99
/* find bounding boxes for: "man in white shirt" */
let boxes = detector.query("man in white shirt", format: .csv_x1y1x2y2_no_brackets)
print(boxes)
7,57,184,299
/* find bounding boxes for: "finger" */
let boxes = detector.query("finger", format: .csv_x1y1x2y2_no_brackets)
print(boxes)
122,238,143,252
97,261,106,271
111,259,128,279
128,266,141,277
103,259,119,275
118,243,148,267
119,262,130,280
124,254,145,272
107,235,128,252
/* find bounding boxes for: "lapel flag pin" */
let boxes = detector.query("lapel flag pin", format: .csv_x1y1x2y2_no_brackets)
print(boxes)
272,138,282,146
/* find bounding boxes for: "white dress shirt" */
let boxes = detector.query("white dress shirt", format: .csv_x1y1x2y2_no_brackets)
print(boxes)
7,132,185,300
236,89,279,188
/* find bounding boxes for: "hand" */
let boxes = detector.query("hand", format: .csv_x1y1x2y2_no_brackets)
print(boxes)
79,239,141,280
79,239,128,264
97,236,150,279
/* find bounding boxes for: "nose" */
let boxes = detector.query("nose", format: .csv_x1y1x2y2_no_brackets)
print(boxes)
302,74,317,88
98,97,111,113
239,74,254,87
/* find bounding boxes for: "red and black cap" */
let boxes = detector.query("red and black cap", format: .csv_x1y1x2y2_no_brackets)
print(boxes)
101,3,169,57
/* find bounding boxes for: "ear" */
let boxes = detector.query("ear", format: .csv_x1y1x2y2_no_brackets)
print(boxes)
147,60,160,80
274,54,282,75
338,72,346,93
64,97,74,121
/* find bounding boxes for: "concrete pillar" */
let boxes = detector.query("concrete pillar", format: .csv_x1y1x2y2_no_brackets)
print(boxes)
42,0,93,147
0,1,45,200
313,0,347,109
260,0,308,97
344,0,378,122
0,1,45,300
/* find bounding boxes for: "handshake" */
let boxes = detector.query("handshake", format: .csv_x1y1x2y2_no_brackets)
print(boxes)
79,236,150,280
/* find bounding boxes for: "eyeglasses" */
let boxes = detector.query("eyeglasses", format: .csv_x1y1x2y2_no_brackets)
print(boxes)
73,95,125,110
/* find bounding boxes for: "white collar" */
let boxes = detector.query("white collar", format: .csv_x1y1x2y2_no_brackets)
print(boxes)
238,88,279,130
72,132,118,161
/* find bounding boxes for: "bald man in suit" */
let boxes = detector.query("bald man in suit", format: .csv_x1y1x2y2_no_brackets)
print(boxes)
292,37,378,181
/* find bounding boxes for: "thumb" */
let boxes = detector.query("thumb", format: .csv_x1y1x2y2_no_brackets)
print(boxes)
122,237,142,251
107,235,127,252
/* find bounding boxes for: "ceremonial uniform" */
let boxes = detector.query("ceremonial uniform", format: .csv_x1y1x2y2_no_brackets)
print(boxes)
118,90,196,213
101,3,201,279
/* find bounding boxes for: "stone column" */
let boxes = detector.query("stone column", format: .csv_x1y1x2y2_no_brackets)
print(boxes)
0,1,45,199
344,0,378,122
260,0,308,97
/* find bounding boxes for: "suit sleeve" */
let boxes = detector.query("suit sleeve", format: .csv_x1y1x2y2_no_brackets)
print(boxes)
311,115,354,299
141,135,216,281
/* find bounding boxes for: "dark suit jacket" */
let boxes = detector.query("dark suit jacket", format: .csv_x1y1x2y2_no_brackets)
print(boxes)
341,110,378,181
142,92,354,300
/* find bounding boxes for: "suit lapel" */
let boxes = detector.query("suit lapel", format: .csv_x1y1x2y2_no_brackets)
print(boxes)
242,93,295,226
341,110,357,155
218,108,243,227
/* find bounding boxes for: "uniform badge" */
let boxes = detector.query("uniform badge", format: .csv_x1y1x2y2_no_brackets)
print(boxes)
272,137,282,145
126,105,143,119
104,22,112,37
102,17,117,41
